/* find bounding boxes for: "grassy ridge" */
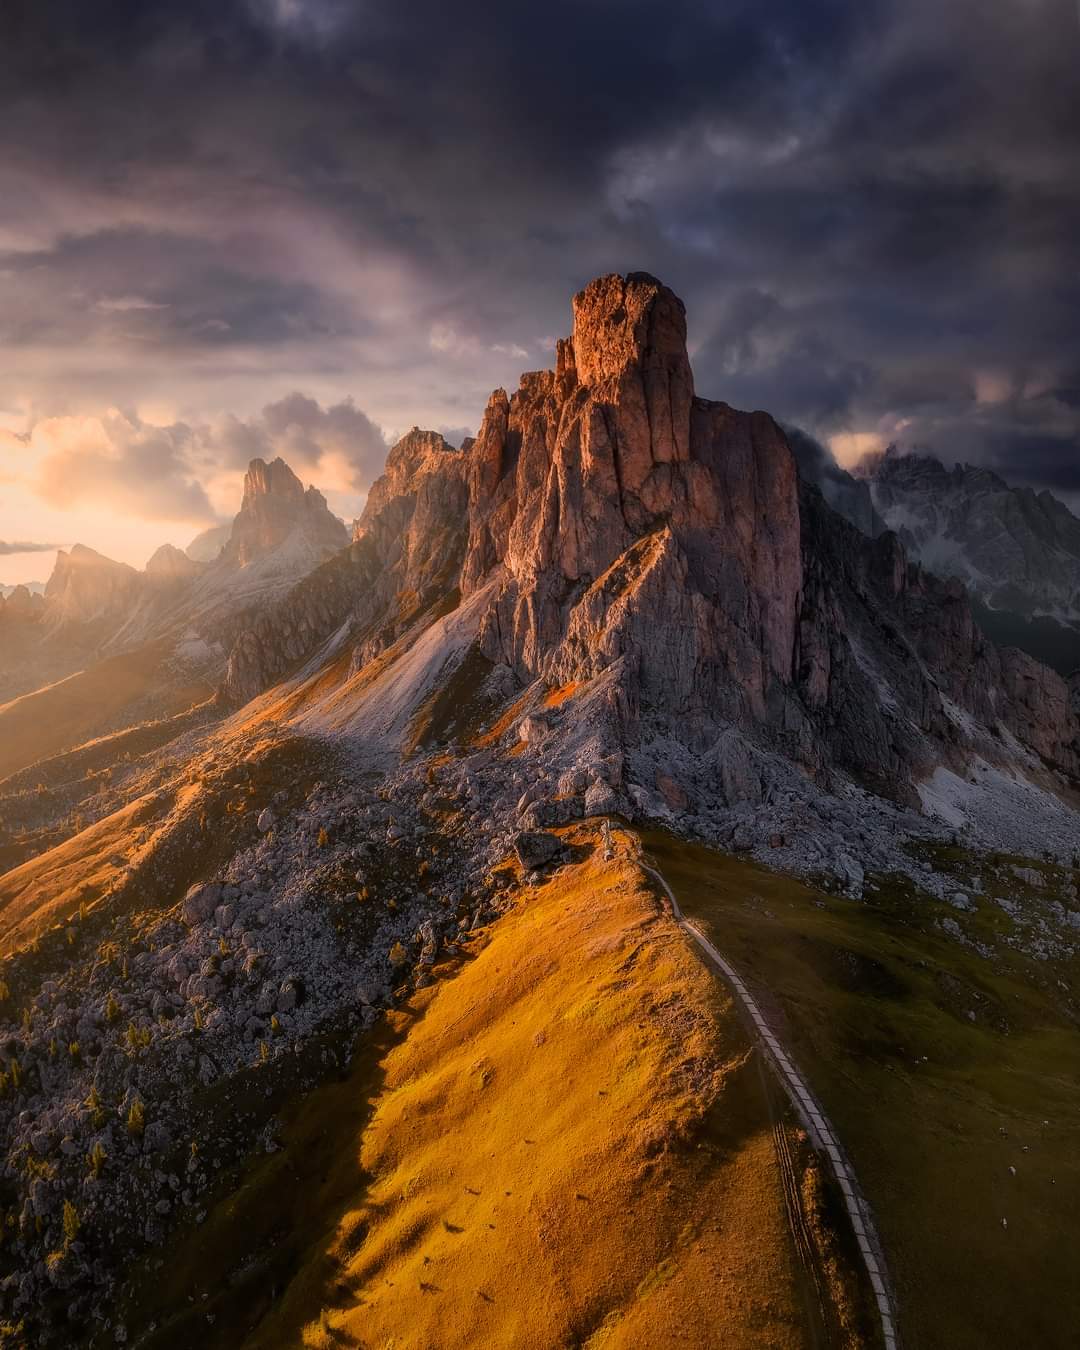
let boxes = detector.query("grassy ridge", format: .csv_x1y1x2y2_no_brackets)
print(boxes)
125,834,840,1348
645,831,1080,1350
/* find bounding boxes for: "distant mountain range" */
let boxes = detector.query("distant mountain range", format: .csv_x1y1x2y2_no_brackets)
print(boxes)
853,448,1080,674
0,459,349,704
792,442,1080,674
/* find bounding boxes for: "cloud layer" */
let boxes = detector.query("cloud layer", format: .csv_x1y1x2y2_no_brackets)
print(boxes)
0,0,1077,510
0,540,56,556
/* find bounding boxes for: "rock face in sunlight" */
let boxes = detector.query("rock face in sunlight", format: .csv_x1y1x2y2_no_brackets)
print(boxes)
210,273,1080,812
460,272,802,731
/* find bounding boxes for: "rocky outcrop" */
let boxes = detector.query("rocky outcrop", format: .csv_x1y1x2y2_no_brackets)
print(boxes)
217,272,1080,806
458,273,801,734
145,543,204,583
221,434,469,704
43,544,141,631
0,584,45,622
221,457,348,567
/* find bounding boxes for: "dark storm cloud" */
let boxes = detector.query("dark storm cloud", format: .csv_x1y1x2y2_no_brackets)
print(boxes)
0,0,1078,495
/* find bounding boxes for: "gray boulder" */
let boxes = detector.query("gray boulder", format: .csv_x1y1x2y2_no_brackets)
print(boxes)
513,831,563,871
181,883,221,926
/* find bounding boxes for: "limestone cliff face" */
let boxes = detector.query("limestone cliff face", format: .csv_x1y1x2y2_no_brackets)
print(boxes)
219,272,1080,800
459,273,801,730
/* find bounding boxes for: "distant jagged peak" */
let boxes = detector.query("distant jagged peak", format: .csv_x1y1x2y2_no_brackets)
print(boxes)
145,542,204,581
222,455,349,567
185,522,232,563
856,444,1011,495
0,583,45,619
52,541,135,572
43,542,140,626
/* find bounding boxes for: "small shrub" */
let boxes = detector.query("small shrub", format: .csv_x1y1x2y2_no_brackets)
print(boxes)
124,1022,151,1053
127,1099,145,1137
317,827,330,848
0,980,10,1003
68,1041,80,1062
270,1014,281,1036
104,991,121,1024
61,1200,80,1244
85,1085,105,1129
87,1142,107,1179
389,941,408,967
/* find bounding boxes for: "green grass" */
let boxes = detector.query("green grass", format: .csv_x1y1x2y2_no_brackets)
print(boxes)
644,830,1080,1350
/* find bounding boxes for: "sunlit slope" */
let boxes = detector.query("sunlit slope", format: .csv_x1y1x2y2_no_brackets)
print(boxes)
646,831,1080,1350
0,787,185,954
135,841,818,1349
0,639,211,780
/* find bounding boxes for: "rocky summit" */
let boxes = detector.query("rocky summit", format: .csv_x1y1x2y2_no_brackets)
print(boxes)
2,275,1080,1350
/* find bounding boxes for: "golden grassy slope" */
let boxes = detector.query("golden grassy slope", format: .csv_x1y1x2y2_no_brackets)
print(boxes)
0,785,195,955
0,639,211,780
130,837,818,1350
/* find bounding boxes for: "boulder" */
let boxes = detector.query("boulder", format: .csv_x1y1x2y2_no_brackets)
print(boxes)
513,831,562,871
181,883,221,926
584,781,620,817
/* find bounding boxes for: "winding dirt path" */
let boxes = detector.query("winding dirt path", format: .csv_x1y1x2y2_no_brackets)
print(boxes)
640,859,900,1350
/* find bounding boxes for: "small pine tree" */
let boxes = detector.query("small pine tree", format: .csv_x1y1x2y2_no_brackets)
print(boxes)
87,1142,107,1180
258,1040,269,1064
61,1200,80,1244
317,826,330,847
270,1014,281,1037
85,1085,105,1129
104,991,121,1024
0,979,10,1003
389,941,407,967
68,1041,80,1062
10,1061,21,1092
127,1098,145,1137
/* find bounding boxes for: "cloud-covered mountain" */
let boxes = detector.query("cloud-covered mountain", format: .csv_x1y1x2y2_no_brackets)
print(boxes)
857,446,1080,673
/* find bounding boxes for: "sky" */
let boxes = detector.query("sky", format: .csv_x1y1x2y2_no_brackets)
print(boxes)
1,0,1079,582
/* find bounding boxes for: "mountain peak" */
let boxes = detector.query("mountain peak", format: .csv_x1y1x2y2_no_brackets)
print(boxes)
222,456,348,568
242,455,306,506
567,273,694,414
145,542,203,581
